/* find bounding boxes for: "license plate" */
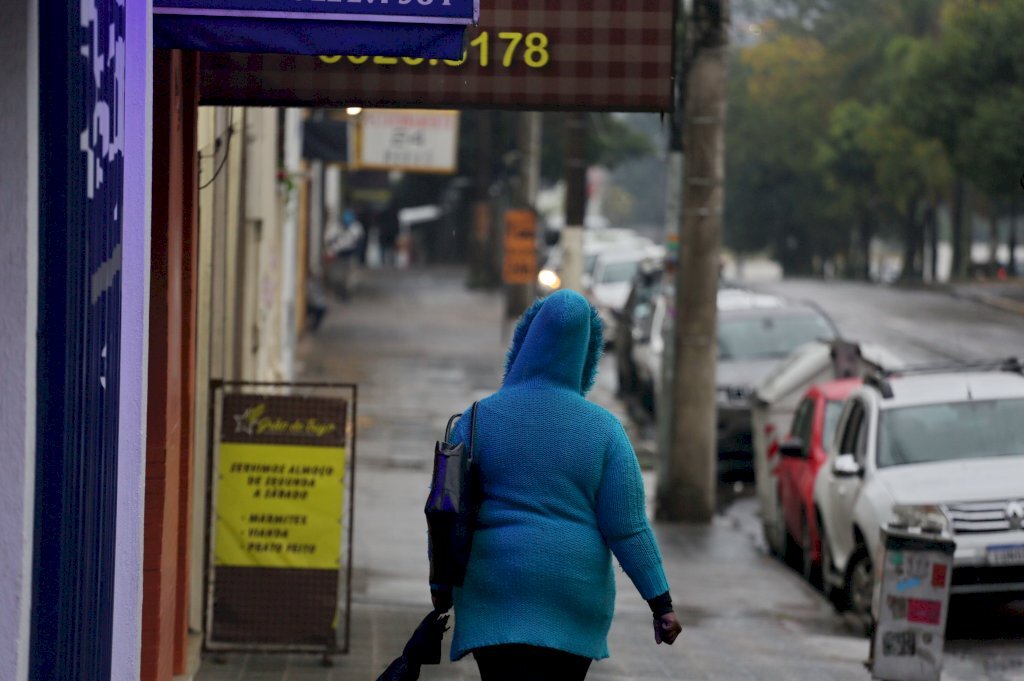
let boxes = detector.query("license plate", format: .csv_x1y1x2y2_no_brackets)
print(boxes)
987,544,1024,566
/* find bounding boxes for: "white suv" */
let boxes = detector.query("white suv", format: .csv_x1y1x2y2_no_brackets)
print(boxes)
813,364,1024,624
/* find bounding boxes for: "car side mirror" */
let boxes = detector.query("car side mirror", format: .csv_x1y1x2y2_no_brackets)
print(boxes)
832,453,862,478
779,437,807,459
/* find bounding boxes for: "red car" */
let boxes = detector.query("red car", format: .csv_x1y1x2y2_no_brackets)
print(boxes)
775,378,860,585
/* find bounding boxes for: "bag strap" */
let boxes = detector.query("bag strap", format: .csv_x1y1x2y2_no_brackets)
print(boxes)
443,413,461,443
443,401,480,455
467,401,479,463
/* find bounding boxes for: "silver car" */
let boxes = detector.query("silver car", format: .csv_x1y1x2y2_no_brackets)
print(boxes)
632,289,837,472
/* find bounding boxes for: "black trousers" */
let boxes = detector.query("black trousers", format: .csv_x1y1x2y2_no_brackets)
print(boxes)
473,644,592,681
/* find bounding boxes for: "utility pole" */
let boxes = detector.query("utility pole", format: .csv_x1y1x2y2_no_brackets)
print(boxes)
505,112,543,318
562,111,587,292
521,112,542,208
469,111,495,288
656,3,688,503
659,0,729,523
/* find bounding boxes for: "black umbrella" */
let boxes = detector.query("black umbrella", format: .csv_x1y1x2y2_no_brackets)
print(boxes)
376,609,450,681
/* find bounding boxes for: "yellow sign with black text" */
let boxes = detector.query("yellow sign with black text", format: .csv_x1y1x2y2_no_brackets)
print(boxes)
215,443,345,569
503,209,538,285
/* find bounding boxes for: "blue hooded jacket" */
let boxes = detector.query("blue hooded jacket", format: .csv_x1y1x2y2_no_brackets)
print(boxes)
447,289,670,661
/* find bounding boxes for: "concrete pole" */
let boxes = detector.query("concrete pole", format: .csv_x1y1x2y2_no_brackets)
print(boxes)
660,0,729,523
656,149,684,500
561,112,587,292
505,112,542,318
522,112,542,206
469,111,495,288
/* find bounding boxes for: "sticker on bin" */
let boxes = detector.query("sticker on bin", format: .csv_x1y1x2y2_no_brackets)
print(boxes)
987,544,1024,566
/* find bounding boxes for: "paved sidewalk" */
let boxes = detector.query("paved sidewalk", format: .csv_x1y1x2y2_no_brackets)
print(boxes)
194,267,1019,681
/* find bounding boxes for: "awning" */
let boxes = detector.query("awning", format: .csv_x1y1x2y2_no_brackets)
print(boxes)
154,0,478,60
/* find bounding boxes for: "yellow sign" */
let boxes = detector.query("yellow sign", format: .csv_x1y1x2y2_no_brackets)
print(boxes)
503,209,538,284
215,443,345,569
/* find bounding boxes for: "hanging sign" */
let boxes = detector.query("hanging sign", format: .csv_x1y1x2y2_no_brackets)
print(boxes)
357,110,459,174
155,0,479,59
199,0,677,112
210,393,349,648
503,210,538,284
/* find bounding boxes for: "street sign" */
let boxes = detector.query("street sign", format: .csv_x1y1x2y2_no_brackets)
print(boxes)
870,527,956,681
199,0,677,112
503,210,538,284
155,0,478,59
357,110,459,174
209,391,354,651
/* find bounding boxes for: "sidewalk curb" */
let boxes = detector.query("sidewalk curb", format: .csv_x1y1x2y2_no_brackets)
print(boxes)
949,289,1024,317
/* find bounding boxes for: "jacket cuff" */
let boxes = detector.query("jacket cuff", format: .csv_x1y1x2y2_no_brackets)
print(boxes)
647,590,674,617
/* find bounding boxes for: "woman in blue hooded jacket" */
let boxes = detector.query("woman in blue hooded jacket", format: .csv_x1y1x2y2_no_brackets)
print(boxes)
434,289,681,680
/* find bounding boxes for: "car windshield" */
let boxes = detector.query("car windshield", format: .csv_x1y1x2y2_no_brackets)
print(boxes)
717,313,834,360
822,400,844,454
584,253,600,275
599,260,640,285
877,398,1024,467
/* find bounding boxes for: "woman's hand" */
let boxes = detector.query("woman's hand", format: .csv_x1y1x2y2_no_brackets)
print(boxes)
653,612,681,645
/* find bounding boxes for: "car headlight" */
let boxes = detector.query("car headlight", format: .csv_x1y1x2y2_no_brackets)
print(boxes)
890,504,951,535
537,269,561,290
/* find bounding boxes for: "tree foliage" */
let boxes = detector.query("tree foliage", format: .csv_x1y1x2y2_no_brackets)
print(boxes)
726,0,1023,279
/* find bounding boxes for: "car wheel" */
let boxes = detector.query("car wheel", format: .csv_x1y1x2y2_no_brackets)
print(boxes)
763,518,784,558
800,516,822,588
782,510,802,569
845,545,874,635
818,512,846,610
764,485,785,558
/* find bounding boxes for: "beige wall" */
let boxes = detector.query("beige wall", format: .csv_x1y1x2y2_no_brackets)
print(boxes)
189,105,302,633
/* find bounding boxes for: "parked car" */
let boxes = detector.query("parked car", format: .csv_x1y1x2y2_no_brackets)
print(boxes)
716,294,839,471
586,248,664,346
752,340,904,558
813,363,1024,628
614,262,667,400
536,227,654,296
775,377,861,583
632,289,839,473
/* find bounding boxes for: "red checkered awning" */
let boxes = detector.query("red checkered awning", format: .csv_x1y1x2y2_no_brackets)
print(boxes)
199,0,677,112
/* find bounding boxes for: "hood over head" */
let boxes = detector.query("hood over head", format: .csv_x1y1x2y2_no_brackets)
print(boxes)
503,290,604,395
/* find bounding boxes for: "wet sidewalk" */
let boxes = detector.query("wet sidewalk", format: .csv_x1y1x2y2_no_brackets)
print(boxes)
193,267,1014,681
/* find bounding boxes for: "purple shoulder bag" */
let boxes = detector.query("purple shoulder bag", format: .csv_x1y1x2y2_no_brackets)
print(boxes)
425,402,479,593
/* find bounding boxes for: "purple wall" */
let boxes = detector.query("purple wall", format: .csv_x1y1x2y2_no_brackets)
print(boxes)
113,1,152,679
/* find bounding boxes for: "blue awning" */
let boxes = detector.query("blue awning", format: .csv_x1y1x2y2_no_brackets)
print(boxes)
154,0,478,60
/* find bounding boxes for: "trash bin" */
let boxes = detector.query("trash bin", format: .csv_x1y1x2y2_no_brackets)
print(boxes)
869,519,956,681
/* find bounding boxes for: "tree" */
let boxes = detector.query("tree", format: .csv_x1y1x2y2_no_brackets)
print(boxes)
725,0,1024,283
724,33,840,273
898,0,1024,278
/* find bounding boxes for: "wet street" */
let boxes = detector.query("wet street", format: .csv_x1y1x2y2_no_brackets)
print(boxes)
197,268,1024,681
757,279,1024,364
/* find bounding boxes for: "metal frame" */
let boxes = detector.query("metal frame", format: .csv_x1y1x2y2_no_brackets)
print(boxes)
202,379,359,655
